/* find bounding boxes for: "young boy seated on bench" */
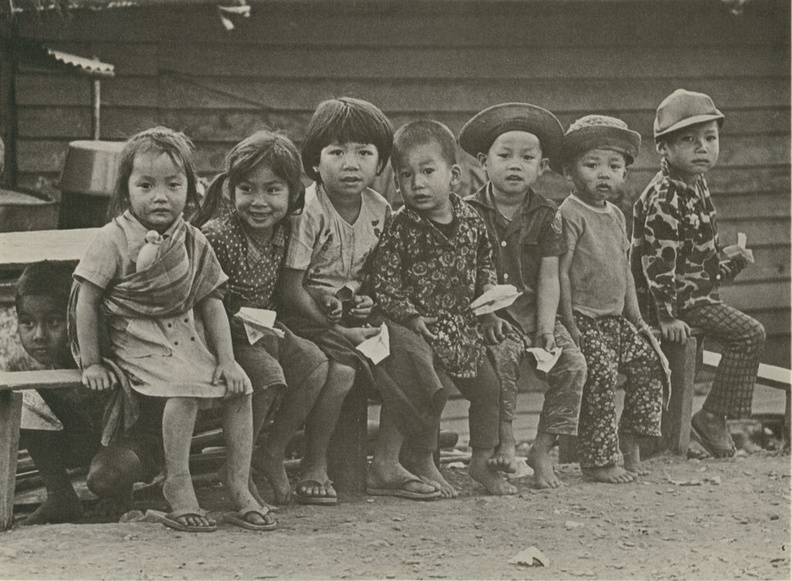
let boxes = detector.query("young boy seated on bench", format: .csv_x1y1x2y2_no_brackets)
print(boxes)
8,262,164,524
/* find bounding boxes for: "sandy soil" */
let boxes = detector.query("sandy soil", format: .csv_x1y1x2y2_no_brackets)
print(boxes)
1,451,789,581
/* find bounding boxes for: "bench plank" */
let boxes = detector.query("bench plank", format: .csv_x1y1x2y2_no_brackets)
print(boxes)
0,370,83,392
0,228,97,271
0,392,22,530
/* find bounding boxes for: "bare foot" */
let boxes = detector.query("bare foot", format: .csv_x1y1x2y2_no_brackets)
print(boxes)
582,465,635,483
367,460,439,497
21,495,83,526
403,452,458,498
621,434,650,476
526,444,561,489
255,446,292,504
468,450,517,496
487,421,518,473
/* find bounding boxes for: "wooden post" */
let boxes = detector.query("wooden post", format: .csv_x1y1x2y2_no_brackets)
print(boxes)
0,19,19,187
327,382,367,493
661,335,697,454
91,77,101,140
0,391,22,530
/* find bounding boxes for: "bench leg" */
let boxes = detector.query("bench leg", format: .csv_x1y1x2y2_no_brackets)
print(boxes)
661,336,697,455
0,392,22,530
327,382,368,493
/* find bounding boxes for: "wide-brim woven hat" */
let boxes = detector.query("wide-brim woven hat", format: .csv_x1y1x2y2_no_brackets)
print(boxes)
459,103,563,163
654,89,724,140
559,115,642,170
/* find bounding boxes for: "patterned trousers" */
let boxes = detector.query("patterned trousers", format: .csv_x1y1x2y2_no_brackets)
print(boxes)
487,319,586,436
574,314,664,468
681,302,765,419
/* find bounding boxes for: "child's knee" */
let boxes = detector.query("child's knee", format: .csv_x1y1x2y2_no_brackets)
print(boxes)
326,362,357,398
747,319,766,349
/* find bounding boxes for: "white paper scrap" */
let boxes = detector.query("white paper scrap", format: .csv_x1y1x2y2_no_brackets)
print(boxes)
234,308,284,345
470,285,522,316
526,347,562,374
356,323,390,364
737,232,747,249
723,232,754,264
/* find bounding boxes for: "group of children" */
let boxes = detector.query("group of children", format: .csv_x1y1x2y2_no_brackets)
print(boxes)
9,88,764,532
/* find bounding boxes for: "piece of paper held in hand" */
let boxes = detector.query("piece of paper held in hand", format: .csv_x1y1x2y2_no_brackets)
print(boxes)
234,307,284,345
356,323,390,364
20,390,63,431
336,280,363,303
723,232,754,264
470,284,523,316
526,347,562,374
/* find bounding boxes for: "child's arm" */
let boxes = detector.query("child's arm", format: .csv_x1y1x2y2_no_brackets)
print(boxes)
197,296,251,395
558,250,581,346
75,280,115,390
640,194,690,343
535,256,560,350
623,267,650,333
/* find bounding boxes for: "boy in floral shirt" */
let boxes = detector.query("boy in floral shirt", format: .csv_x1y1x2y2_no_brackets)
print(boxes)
631,89,765,458
372,120,517,496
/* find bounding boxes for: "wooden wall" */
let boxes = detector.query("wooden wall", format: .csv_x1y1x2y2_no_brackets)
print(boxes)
9,0,791,365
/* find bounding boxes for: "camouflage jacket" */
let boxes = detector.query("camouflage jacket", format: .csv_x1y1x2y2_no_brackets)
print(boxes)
630,158,744,323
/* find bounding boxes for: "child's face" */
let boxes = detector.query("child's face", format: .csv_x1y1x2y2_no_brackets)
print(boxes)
394,141,460,218
17,296,68,367
233,164,291,236
657,120,720,183
564,149,628,208
128,151,188,233
478,131,548,198
317,141,380,197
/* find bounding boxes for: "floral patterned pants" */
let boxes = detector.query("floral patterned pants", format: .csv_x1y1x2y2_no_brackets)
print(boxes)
574,314,664,468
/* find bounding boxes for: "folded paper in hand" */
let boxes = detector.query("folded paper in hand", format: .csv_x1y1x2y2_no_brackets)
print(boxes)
234,307,284,345
526,347,562,374
356,323,390,364
723,231,754,264
470,285,522,316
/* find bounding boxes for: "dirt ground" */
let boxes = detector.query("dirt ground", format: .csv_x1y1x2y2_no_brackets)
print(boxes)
0,451,789,581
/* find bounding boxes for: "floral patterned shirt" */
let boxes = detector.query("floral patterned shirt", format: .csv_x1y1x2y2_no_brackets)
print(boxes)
631,158,741,323
371,193,498,378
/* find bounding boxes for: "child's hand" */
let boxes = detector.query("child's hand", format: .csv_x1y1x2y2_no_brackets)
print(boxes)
658,318,690,344
534,330,556,351
481,315,512,345
348,294,374,322
405,315,437,342
213,361,251,396
338,325,381,346
82,363,115,391
320,293,343,324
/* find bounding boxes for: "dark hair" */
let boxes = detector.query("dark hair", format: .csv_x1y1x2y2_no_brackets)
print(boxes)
391,120,457,170
192,130,305,228
107,126,200,220
15,262,75,313
301,97,394,181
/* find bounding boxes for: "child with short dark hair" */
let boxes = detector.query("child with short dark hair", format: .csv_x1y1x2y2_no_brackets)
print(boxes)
10,262,163,525
631,89,765,458
372,119,517,496
281,98,441,502
196,130,330,505
462,103,587,489
72,127,271,532
558,115,665,482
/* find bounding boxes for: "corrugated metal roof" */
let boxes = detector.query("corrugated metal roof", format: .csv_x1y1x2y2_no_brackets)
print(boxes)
15,37,115,78
2,0,247,15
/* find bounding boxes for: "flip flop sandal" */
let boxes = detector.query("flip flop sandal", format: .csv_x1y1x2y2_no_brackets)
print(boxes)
224,505,277,531
366,476,441,500
294,480,338,505
690,419,736,459
149,509,217,533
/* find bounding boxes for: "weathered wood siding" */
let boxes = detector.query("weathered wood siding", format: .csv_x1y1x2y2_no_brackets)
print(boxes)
10,0,791,364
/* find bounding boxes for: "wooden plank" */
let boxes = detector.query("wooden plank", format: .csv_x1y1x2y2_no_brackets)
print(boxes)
0,391,22,530
0,370,82,392
17,106,790,141
744,309,792,339
715,193,790,220
0,228,96,271
702,351,791,390
718,246,790,284
721,281,791,311
661,336,697,455
717,218,790,247
16,2,789,48
16,75,790,111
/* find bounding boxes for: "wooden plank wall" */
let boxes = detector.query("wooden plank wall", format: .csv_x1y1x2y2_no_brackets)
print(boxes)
10,0,791,365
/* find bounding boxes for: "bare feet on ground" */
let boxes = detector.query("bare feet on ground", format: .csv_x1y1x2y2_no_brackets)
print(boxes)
21,495,83,525
622,434,650,476
367,460,439,496
254,446,292,504
403,452,458,498
468,450,517,496
487,422,518,473
526,444,562,489
582,465,635,483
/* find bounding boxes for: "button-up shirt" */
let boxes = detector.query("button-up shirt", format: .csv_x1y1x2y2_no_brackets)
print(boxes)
465,183,566,334
371,193,497,377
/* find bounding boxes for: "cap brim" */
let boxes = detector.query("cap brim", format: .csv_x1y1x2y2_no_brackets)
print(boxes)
459,103,563,161
654,113,725,139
